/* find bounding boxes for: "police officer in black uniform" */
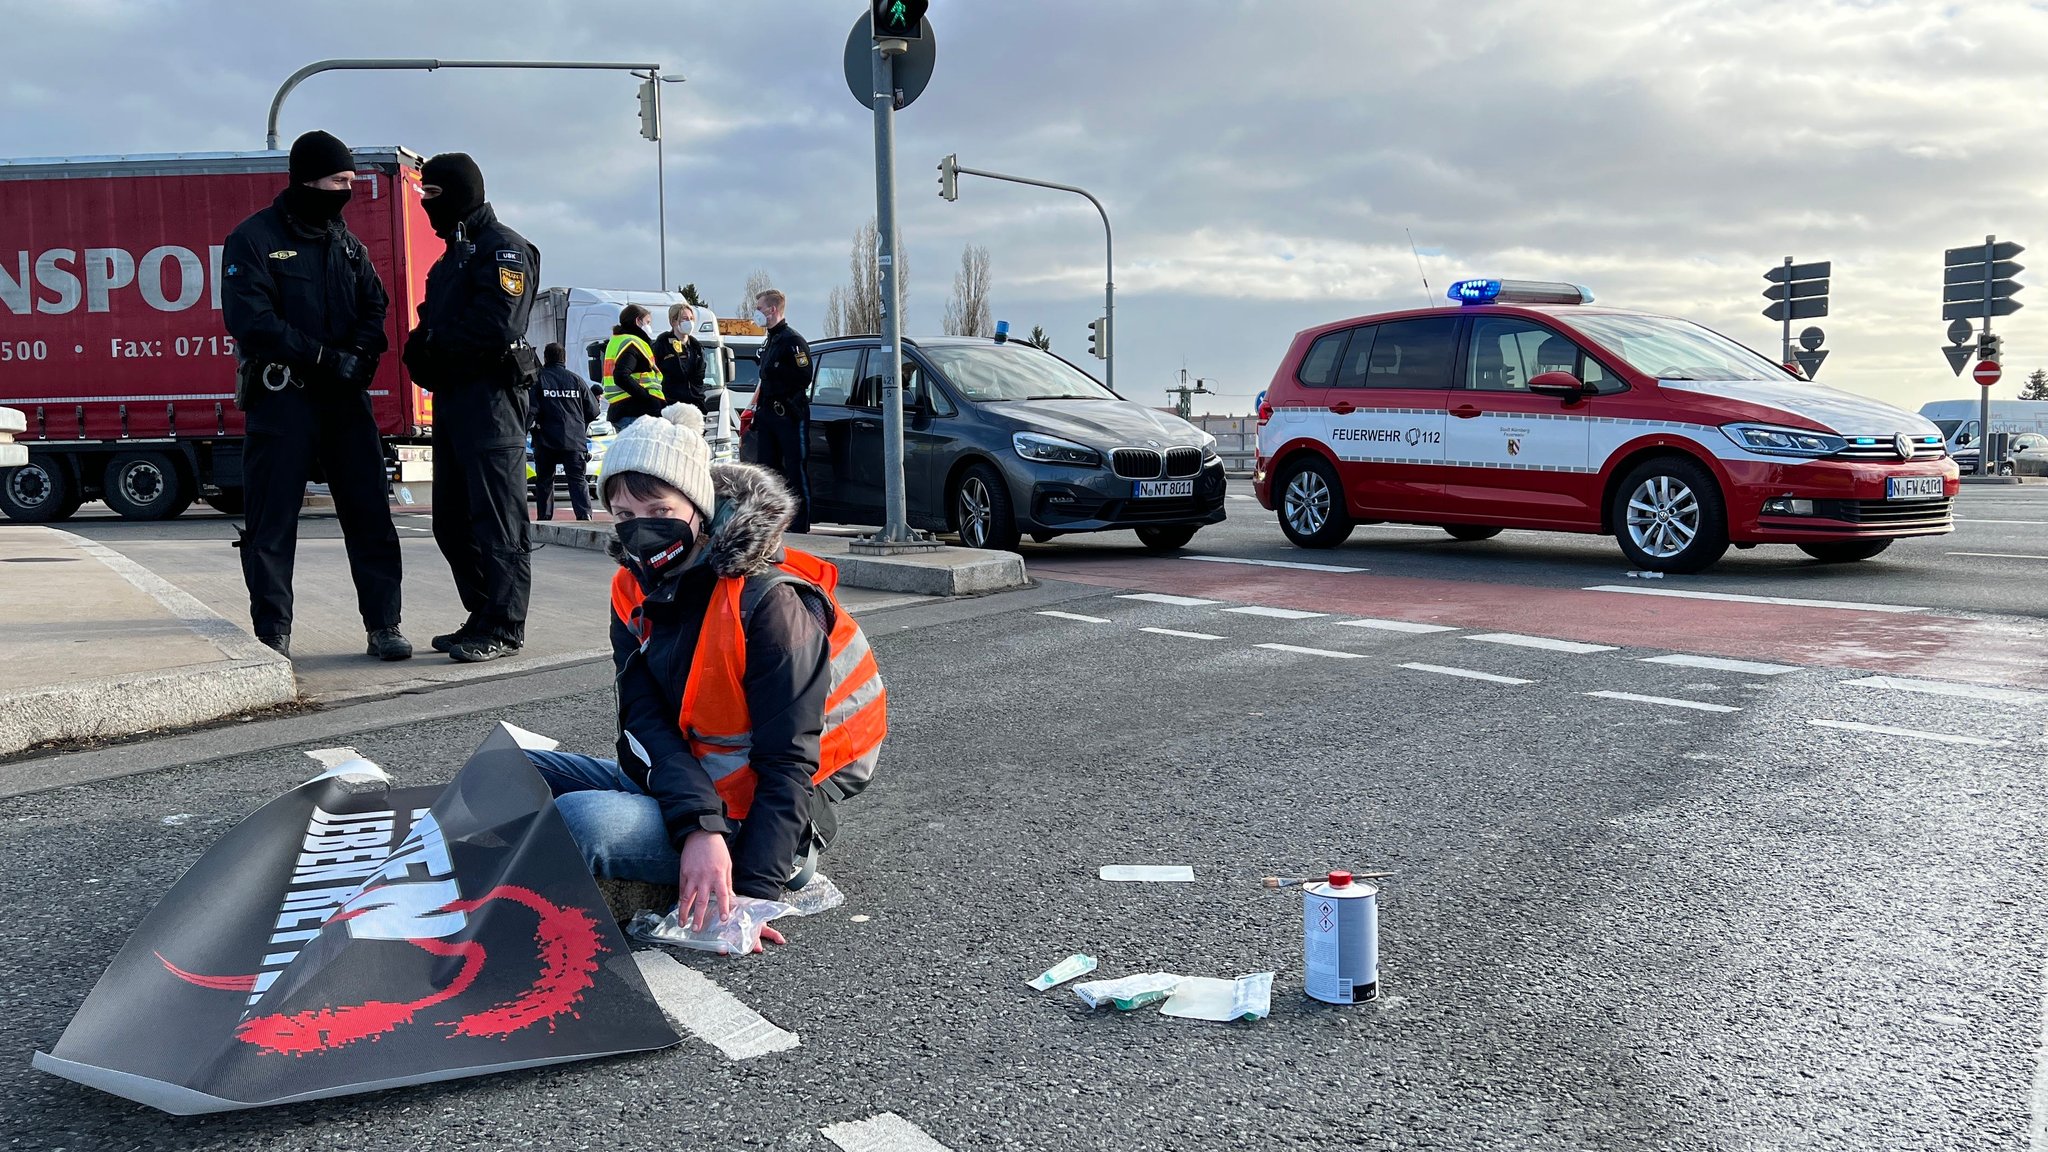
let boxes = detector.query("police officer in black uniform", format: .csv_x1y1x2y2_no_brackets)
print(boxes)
750,288,815,533
402,153,541,663
221,130,409,662
529,342,600,521
652,302,709,415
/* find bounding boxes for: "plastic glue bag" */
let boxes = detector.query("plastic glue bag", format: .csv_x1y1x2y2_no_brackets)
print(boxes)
628,896,796,956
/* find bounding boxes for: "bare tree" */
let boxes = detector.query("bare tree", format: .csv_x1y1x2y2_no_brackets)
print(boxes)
942,244,994,337
734,269,774,320
828,218,907,336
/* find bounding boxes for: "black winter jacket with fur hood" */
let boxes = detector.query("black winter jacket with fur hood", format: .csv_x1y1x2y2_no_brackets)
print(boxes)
610,461,831,898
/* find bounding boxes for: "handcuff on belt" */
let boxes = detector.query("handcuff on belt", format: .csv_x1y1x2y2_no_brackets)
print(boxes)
260,363,300,392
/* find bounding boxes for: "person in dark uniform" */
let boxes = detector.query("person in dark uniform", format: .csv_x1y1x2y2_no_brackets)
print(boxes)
530,342,600,521
402,152,541,664
602,304,664,432
221,130,410,662
750,289,814,533
652,302,708,416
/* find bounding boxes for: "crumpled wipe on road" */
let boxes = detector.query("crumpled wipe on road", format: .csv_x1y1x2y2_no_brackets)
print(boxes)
1074,971,1274,1021
31,723,682,1116
627,871,848,955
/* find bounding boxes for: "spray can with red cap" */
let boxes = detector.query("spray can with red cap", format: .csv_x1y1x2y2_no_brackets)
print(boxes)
1303,870,1379,1004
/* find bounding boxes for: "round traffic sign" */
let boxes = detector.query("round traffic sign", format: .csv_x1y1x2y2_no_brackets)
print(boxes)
1947,318,1975,346
1974,359,2003,387
1798,326,1825,352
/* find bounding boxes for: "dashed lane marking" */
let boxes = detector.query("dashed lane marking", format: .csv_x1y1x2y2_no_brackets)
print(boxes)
1141,627,1227,640
1949,552,2048,561
1587,691,1741,713
1257,643,1367,659
1956,517,2048,526
1809,719,2000,746
632,950,799,1060
1118,593,1220,606
1642,654,1800,675
1338,618,1459,634
1036,610,1111,624
1843,676,2048,705
1223,605,1329,619
1468,633,1619,655
1183,555,1368,573
1399,663,1533,685
1584,584,1930,614
822,1112,957,1152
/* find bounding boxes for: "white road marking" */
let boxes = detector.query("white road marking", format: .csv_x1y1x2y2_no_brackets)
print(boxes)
1363,524,1442,532
1956,517,2048,525
1467,633,1618,655
1100,865,1196,882
1584,584,1930,614
1587,691,1742,713
1141,627,1227,640
1808,719,1999,746
1338,618,1459,634
1843,676,2048,705
632,950,800,1060
1119,593,1219,606
1642,654,1801,675
1223,605,1329,619
1257,643,1367,659
1183,555,1367,573
1227,494,1258,501
1949,551,2048,561
1036,610,1111,624
1399,663,1533,685
822,1113,957,1152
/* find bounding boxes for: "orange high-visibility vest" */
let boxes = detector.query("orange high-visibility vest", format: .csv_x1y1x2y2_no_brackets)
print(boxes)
610,550,884,819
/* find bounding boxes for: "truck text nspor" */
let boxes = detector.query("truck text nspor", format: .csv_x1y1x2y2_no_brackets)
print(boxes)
0,246,226,315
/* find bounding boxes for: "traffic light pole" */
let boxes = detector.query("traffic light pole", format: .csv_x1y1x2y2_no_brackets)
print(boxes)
950,162,1115,393
1779,256,1793,367
868,37,922,548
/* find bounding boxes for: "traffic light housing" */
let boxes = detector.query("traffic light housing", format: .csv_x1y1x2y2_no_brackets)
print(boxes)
636,78,660,142
872,0,928,39
1980,330,2004,362
1087,317,1109,361
938,153,958,202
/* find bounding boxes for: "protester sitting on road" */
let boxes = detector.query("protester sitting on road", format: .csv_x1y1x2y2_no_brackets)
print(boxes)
520,403,884,936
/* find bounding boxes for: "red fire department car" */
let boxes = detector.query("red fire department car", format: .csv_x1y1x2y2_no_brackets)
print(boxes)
1253,279,1958,572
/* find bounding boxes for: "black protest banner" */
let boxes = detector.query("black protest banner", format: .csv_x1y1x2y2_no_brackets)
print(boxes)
35,724,680,1114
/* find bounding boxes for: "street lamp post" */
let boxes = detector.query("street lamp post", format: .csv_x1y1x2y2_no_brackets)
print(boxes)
940,159,1115,392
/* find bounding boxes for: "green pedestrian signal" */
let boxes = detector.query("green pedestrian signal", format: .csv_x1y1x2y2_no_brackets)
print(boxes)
871,0,927,40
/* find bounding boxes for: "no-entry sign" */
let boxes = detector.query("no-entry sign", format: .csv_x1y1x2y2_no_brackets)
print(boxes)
1975,359,2003,387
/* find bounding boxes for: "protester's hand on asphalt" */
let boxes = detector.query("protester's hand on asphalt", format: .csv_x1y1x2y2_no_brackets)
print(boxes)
756,924,786,952
677,830,734,933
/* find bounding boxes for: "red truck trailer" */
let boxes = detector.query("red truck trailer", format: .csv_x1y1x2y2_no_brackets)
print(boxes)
0,147,437,521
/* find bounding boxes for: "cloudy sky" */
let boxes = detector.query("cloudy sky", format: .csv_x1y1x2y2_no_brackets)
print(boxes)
6,0,2045,414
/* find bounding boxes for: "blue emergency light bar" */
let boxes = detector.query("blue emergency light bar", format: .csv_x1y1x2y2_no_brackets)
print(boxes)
1447,279,1595,306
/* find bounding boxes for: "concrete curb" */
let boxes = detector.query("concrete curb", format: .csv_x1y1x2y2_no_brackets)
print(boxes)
1960,475,2022,486
0,530,298,757
532,520,1029,597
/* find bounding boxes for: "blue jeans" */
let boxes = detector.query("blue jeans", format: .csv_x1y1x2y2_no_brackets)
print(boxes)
526,749,679,885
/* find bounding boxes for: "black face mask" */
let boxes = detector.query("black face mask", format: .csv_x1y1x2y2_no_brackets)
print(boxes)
423,195,471,238
615,517,699,599
284,183,352,226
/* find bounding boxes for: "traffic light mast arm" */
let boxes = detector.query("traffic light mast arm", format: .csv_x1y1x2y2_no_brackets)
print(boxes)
945,160,1115,391
265,58,664,148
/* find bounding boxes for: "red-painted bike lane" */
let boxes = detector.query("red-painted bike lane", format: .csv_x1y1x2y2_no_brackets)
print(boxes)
1028,557,2048,691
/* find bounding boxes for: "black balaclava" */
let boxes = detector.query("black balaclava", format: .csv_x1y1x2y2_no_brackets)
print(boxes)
282,130,354,226
420,152,486,238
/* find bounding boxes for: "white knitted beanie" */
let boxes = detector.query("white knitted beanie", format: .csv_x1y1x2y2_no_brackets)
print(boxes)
600,403,715,520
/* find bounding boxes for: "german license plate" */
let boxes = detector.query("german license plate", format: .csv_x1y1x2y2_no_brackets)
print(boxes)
1886,476,1944,500
1134,480,1194,498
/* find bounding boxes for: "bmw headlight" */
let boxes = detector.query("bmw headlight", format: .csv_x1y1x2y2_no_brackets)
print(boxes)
1199,431,1220,460
1013,431,1103,468
1722,423,1846,458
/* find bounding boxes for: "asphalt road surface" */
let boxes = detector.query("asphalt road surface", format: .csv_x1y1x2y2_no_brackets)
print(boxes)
7,485,2046,1149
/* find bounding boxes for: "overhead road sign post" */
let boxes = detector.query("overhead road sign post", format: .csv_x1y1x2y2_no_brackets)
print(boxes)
1943,235,2024,474
1764,257,1830,376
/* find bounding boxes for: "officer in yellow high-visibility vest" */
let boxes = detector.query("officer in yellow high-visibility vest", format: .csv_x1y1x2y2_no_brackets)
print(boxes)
602,304,665,431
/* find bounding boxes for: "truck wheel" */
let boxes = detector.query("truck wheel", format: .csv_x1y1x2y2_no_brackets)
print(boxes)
1277,456,1354,549
0,457,80,522
1798,540,1893,563
1612,457,1729,573
103,452,191,521
203,488,246,515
